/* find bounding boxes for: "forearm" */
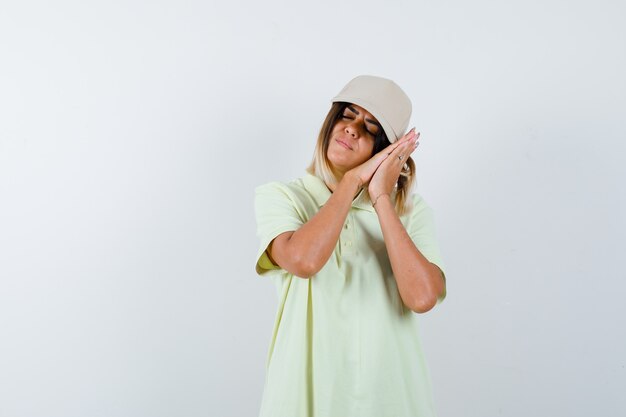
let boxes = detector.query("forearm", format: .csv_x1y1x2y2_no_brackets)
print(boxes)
374,194,444,313
284,173,361,275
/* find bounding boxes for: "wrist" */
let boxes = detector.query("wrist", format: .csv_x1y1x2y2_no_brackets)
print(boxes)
343,171,363,190
372,193,391,208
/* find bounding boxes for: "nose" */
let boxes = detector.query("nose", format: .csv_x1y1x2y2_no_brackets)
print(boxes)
344,122,363,138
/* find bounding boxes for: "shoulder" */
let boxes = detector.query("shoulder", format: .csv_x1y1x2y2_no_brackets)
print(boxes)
401,192,433,219
255,176,309,200
254,176,317,212
400,192,439,232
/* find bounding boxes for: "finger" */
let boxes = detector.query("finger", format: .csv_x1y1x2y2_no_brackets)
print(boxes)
369,147,395,171
391,135,415,155
402,127,416,139
398,138,415,154
377,142,402,157
374,128,417,158
385,141,413,167
401,144,418,163
385,128,416,151
403,132,420,155
386,140,405,158
395,128,417,147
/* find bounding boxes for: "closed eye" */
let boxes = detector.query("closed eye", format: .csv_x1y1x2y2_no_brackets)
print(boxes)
341,115,378,136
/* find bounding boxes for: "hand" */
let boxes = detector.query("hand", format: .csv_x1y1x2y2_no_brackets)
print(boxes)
347,128,418,188
368,130,420,202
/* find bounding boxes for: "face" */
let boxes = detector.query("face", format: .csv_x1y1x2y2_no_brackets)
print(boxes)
326,104,382,175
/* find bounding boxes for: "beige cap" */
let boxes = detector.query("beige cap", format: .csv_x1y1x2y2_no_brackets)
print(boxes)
332,75,412,143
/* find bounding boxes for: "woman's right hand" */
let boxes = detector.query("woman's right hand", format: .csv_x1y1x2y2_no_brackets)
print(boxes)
347,128,417,187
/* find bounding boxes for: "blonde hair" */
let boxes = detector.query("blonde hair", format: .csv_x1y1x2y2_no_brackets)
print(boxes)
306,102,416,216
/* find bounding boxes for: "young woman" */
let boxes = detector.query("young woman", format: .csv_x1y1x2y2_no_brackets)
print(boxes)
254,75,447,417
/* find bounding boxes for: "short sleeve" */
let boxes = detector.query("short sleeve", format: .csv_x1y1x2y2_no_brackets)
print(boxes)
254,182,304,275
405,194,448,303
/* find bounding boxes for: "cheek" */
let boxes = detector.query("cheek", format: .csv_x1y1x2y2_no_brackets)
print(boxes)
355,142,374,163
363,140,375,156
330,123,344,136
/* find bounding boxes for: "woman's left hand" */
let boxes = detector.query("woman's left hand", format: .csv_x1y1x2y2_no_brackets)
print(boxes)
368,131,420,203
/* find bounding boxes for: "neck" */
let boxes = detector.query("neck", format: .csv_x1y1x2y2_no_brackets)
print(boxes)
326,165,347,193
326,169,346,193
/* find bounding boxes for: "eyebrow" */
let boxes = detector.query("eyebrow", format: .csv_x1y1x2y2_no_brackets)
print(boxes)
346,105,381,127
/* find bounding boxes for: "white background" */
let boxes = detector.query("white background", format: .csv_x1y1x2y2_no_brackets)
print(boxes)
1,1,625,416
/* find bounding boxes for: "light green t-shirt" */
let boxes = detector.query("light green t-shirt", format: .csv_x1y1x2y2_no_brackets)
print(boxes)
254,172,447,417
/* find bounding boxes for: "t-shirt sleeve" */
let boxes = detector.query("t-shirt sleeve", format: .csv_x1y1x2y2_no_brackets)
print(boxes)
254,182,304,276
406,194,448,303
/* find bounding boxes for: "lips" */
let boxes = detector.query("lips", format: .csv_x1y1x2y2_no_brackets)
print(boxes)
336,138,353,150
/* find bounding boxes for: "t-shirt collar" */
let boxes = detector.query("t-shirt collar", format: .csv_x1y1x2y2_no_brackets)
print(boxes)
302,172,374,212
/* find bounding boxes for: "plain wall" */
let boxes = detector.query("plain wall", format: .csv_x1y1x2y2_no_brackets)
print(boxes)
1,1,624,416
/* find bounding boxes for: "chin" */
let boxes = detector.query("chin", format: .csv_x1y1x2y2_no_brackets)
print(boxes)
327,158,345,171
327,157,358,174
